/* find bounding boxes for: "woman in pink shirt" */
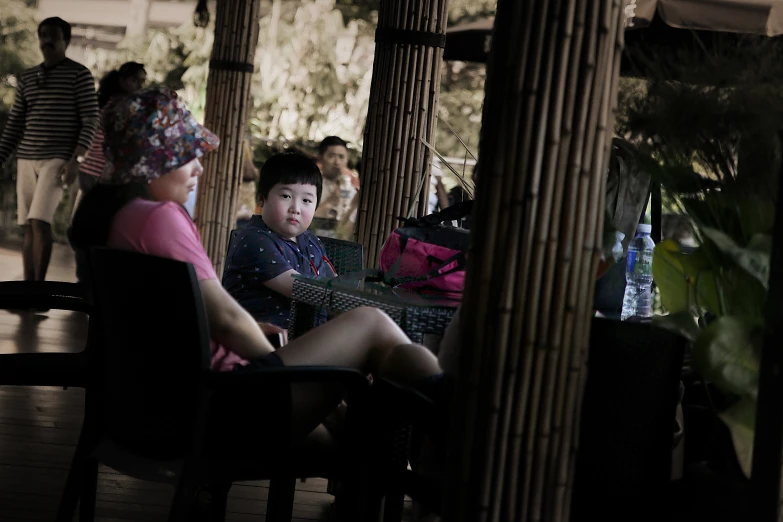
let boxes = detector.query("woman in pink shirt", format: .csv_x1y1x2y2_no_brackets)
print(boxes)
70,88,444,443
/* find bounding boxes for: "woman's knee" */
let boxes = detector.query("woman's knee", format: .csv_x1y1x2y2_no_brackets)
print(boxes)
345,306,403,336
345,306,389,323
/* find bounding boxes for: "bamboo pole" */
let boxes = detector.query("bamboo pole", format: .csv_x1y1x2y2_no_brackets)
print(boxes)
355,0,449,267
195,0,261,275
443,1,627,521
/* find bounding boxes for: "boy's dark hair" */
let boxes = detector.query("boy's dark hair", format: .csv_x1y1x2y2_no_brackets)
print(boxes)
259,152,323,206
318,136,348,156
38,17,71,44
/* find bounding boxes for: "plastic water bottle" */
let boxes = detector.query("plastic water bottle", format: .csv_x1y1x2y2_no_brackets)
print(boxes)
621,224,655,321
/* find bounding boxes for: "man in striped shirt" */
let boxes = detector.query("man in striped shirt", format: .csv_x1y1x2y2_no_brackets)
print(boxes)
0,17,99,284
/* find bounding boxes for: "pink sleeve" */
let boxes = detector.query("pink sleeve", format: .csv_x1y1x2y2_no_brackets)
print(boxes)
138,203,218,281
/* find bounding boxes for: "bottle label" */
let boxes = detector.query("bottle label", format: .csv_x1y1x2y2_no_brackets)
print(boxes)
627,251,653,275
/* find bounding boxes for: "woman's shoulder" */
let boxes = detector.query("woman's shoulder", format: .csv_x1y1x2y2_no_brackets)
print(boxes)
118,198,188,218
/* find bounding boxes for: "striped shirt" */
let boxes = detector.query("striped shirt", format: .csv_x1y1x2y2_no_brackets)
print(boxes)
0,58,99,163
79,115,106,178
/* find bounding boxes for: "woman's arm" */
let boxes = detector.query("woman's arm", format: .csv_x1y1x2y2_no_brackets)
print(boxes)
200,279,275,359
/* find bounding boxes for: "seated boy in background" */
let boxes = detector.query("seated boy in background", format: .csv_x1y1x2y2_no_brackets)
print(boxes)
222,152,337,329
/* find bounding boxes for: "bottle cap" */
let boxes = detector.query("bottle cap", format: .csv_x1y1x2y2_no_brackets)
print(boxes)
637,224,652,234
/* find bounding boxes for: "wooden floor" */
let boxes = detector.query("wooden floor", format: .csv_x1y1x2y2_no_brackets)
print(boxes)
0,240,411,521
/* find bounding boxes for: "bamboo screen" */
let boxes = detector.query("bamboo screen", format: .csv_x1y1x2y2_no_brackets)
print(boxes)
355,0,450,267
445,1,626,521
195,0,261,275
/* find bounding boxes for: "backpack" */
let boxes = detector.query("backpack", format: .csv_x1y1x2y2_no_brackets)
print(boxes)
378,201,472,298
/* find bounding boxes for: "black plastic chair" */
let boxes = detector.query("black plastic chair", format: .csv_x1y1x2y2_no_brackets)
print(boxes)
0,281,96,520
57,248,378,522
0,280,92,313
318,236,365,275
0,280,93,388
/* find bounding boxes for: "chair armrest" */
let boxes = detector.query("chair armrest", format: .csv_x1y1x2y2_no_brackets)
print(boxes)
206,366,371,394
0,281,93,313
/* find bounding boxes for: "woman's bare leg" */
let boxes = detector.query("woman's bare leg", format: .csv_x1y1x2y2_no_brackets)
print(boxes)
276,307,441,437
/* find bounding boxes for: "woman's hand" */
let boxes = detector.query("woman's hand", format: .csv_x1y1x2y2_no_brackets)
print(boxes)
257,322,288,346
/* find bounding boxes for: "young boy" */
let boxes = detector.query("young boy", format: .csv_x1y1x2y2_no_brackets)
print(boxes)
222,152,337,328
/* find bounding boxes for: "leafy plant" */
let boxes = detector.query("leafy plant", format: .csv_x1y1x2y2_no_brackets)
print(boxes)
0,0,39,108
653,231,767,475
644,152,771,477
619,34,783,476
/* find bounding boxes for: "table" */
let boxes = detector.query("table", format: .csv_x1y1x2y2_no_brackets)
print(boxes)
289,275,459,520
289,275,459,343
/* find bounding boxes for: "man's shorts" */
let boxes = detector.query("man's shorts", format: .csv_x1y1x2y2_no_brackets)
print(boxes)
16,158,67,225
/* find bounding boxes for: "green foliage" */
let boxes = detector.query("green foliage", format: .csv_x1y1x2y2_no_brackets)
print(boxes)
0,0,489,205
78,0,487,160
622,35,783,477
0,0,39,107
248,1,376,145
436,61,485,162
618,37,783,205
98,0,378,147
649,172,771,477
653,227,768,476
448,0,497,23
0,0,39,218
652,239,720,316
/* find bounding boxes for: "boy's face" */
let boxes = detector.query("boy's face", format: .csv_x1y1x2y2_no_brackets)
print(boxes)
319,145,348,180
261,183,318,240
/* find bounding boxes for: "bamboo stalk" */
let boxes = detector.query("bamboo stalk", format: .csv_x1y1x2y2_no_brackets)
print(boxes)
501,0,563,516
527,2,580,520
546,4,600,505
556,3,623,522
370,0,411,259
380,43,412,247
542,2,589,518
446,1,628,521
196,0,260,275
356,40,393,243
395,36,426,224
419,0,446,216
356,0,449,267
488,1,553,519
446,0,530,516
403,0,434,219
561,8,624,521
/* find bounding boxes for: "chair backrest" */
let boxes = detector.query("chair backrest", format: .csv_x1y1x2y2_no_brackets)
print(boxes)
90,248,211,461
319,236,365,275
571,317,686,520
